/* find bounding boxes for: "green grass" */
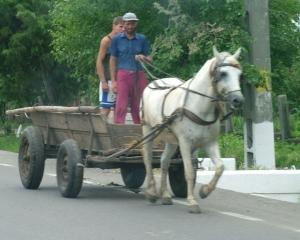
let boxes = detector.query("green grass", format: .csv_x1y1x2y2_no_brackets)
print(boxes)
0,135,19,153
218,133,300,169
219,133,244,169
275,141,300,169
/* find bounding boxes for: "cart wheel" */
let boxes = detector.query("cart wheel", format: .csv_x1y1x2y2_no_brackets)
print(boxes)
120,165,146,189
56,139,83,198
169,163,196,198
18,126,45,189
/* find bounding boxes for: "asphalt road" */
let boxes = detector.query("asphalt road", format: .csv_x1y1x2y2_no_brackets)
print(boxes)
1,150,300,240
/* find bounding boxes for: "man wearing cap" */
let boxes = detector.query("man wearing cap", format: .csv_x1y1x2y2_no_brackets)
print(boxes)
110,12,152,124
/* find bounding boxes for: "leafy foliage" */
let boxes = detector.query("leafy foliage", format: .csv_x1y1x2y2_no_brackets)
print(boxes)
0,0,75,108
269,0,300,110
152,0,250,79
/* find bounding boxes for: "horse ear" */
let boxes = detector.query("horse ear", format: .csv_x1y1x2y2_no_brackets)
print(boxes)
213,46,219,58
233,47,241,59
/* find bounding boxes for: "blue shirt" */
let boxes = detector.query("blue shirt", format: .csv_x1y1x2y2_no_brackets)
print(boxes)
110,32,150,71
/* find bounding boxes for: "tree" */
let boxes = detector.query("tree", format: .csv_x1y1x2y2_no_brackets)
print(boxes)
152,0,249,79
269,0,300,110
0,0,75,108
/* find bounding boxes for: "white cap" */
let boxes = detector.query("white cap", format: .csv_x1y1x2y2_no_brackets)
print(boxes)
123,12,139,21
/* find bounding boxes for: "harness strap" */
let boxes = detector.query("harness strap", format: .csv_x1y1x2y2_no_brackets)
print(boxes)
174,107,219,126
221,111,233,121
161,86,179,118
148,84,219,101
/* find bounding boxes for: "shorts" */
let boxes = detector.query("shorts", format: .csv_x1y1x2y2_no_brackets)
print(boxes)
99,80,116,109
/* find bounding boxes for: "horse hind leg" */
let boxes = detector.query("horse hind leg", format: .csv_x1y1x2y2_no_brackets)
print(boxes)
142,125,158,203
199,141,224,199
160,143,177,205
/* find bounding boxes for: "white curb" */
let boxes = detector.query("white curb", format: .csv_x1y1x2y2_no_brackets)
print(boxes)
197,170,300,194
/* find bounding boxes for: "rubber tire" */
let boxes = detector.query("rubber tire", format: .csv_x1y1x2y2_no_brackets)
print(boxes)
56,139,83,198
169,164,189,198
18,126,45,189
120,165,146,189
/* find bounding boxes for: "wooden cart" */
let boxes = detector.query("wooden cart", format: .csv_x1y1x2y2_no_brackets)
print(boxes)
6,106,189,198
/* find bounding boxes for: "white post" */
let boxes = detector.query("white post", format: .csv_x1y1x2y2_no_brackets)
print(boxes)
243,0,276,169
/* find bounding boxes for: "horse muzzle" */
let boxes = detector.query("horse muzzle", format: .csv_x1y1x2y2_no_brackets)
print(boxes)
227,90,244,110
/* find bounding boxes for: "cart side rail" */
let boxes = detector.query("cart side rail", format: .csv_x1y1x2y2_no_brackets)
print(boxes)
6,106,99,116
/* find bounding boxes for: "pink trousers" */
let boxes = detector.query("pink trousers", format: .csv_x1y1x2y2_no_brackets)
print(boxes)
114,70,148,124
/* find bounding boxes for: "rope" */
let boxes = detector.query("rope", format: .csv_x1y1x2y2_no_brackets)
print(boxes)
138,60,181,80
139,61,159,80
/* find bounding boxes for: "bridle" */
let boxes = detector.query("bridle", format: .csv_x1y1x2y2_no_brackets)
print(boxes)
211,61,242,100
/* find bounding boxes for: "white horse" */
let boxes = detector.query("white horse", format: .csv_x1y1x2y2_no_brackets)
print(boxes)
141,47,244,213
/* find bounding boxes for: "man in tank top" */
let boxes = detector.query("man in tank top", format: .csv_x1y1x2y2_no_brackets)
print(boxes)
96,16,124,116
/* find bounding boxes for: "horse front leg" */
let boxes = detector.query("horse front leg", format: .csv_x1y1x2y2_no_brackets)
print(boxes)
199,141,224,199
179,139,201,214
142,125,158,203
160,143,177,205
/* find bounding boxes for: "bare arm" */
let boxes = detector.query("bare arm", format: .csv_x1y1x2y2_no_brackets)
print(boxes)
96,37,110,90
109,55,117,92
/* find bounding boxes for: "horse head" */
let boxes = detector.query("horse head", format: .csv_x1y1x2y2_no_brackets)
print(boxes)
211,46,244,110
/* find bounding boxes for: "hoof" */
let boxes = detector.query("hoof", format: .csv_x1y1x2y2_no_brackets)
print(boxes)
188,205,201,214
199,184,210,199
145,193,158,203
161,197,173,205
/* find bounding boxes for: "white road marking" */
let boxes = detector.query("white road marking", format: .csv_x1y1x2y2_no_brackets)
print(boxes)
174,200,264,223
46,173,56,177
173,199,189,206
0,163,14,167
83,179,99,185
219,211,264,222
260,222,300,234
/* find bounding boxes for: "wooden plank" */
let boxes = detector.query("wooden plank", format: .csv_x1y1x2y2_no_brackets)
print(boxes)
25,110,168,152
39,127,112,151
91,114,110,134
30,112,109,134
107,124,142,148
31,112,69,129
6,106,99,116
86,155,182,164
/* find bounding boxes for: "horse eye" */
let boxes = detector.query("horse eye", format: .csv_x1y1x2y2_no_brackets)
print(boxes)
220,72,227,78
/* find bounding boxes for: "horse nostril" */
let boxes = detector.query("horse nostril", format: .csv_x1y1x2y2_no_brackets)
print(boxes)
233,99,241,107
232,96,244,108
